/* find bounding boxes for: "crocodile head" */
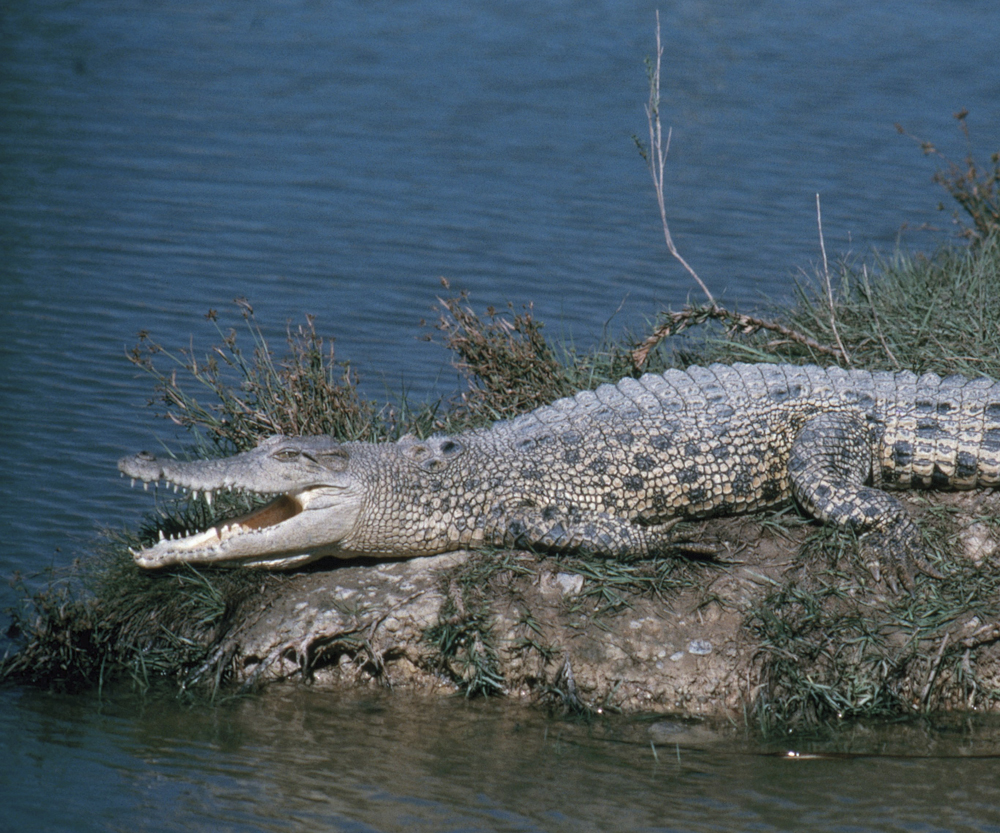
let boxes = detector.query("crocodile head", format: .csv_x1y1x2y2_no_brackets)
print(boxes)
119,435,365,569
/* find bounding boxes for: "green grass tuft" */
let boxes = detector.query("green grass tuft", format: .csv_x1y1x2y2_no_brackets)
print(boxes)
423,551,535,696
637,231,1000,378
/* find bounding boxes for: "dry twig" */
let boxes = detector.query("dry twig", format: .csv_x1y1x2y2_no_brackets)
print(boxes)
641,11,715,306
631,304,846,368
632,15,845,369
816,194,851,364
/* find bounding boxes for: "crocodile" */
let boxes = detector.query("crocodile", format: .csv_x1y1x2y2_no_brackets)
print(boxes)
119,362,1000,586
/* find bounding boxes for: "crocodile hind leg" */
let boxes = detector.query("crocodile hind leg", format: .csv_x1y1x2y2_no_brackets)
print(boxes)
788,411,932,591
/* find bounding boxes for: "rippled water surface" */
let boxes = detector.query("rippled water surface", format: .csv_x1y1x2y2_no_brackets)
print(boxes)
6,686,1000,833
3,0,1000,829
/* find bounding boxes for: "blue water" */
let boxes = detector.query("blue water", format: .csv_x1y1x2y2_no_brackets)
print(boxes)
2,0,1000,829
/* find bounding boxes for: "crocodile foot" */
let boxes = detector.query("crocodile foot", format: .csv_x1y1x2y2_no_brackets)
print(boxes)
862,522,945,594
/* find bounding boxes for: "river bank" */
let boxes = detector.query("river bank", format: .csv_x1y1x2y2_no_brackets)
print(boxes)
6,227,1000,730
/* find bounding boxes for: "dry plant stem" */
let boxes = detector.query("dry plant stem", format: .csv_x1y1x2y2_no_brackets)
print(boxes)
860,263,900,369
896,114,1000,242
633,17,845,371
920,632,949,707
630,305,846,368
645,11,715,307
816,194,851,364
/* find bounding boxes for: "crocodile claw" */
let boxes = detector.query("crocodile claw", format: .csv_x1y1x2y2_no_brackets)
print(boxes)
862,521,945,594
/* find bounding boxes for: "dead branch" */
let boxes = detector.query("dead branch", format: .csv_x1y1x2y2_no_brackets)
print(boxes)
633,17,846,371
631,303,847,369
815,194,851,364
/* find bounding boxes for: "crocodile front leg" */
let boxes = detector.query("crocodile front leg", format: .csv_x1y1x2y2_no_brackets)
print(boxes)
788,410,927,590
488,505,681,559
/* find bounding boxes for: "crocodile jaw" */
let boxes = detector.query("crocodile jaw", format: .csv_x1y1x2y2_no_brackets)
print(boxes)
119,436,364,569
129,488,362,570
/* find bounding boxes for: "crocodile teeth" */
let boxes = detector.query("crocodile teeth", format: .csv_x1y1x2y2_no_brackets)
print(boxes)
220,523,248,541
158,530,165,541
191,490,199,501
143,482,149,491
204,491,213,508
165,526,223,551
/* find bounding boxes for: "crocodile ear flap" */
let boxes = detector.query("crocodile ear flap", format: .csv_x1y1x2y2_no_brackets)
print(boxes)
311,441,351,472
398,435,464,471
399,435,433,465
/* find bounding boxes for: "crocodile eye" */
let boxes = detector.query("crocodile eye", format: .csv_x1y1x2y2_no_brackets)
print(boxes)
273,450,301,461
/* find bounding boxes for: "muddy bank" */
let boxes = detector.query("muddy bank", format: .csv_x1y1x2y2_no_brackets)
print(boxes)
165,490,1000,725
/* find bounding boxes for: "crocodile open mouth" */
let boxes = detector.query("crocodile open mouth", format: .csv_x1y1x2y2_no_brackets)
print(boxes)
137,493,304,555
119,440,358,569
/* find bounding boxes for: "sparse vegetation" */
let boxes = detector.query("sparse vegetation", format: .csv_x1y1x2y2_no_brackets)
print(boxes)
3,539,273,695
748,497,1000,731
643,234,1000,380
128,297,386,451
424,551,528,697
898,110,1000,244
429,279,637,424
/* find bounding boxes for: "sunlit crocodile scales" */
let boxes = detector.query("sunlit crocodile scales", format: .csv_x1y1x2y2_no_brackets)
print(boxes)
119,362,1000,584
